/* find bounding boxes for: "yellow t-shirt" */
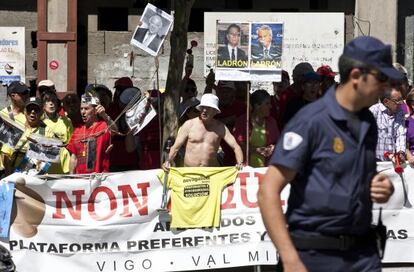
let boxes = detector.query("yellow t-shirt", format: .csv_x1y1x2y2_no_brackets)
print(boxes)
159,166,238,228
43,115,74,144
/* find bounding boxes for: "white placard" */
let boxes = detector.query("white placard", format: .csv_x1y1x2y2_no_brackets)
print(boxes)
205,13,344,82
125,97,157,135
26,134,63,163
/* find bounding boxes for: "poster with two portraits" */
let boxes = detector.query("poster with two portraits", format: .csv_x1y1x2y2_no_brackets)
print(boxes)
215,21,283,82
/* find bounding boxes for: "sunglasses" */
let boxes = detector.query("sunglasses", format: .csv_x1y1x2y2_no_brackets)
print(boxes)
361,69,389,83
26,105,41,113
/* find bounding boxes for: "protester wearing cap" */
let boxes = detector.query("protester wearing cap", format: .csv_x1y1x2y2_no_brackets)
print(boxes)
37,79,56,97
259,36,398,272
278,62,315,130
3,81,29,120
3,97,57,175
163,93,243,170
283,71,322,124
66,93,111,174
0,81,30,173
317,64,338,96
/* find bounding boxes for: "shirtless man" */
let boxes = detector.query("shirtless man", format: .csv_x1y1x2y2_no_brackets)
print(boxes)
163,93,243,169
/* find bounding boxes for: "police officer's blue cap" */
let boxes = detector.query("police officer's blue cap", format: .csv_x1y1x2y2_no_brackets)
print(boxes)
343,36,403,80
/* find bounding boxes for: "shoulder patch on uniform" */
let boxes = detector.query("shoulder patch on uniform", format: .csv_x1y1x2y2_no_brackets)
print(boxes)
283,132,303,150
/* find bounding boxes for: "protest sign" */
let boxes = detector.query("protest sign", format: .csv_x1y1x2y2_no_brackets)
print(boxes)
205,13,344,82
0,27,25,84
214,21,283,81
26,134,62,163
0,115,24,149
130,3,173,56
0,182,14,238
125,97,157,135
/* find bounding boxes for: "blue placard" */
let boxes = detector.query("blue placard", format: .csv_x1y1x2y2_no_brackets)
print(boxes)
0,182,15,238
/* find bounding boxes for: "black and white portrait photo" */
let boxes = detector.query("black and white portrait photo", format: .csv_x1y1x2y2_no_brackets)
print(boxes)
130,3,173,56
0,117,23,148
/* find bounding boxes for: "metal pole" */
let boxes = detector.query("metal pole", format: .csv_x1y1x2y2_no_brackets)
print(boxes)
246,84,250,166
155,57,163,167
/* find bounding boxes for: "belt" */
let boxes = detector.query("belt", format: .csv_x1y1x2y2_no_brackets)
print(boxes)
290,231,375,251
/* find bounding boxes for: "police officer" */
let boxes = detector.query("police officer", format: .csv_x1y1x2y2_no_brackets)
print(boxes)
258,36,402,272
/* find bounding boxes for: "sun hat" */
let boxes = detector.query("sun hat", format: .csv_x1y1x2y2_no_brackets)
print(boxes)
196,93,221,113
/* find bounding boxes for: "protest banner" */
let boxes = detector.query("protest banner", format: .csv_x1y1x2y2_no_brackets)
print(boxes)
0,167,281,271
130,3,173,57
0,27,25,85
0,163,414,271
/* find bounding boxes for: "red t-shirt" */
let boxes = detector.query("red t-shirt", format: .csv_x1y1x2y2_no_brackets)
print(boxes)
66,121,111,174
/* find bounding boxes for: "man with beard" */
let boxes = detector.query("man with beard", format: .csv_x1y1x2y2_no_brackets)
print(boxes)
162,93,243,169
66,94,111,174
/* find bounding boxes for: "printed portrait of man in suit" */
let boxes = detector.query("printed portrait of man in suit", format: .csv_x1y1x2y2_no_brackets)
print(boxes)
250,23,283,69
130,4,173,56
133,15,165,53
216,23,248,69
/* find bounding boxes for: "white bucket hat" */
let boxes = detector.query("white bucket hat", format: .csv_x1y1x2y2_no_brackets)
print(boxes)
196,93,221,113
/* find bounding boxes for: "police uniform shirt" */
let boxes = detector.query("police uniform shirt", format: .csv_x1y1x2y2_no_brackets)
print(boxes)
269,86,378,236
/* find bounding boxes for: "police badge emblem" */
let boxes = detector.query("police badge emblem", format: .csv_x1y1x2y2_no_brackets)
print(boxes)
333,137,344,154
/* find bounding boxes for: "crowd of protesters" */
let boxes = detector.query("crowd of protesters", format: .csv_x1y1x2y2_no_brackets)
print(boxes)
0,59,412,176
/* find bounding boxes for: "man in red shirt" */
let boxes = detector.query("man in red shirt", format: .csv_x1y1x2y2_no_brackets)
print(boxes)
67,94,111,174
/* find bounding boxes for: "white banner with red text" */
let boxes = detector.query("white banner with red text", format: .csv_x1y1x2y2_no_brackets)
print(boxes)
0,167,286,272
1,163,414,271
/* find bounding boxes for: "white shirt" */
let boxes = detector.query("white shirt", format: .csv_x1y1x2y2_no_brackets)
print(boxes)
227,45,238,60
